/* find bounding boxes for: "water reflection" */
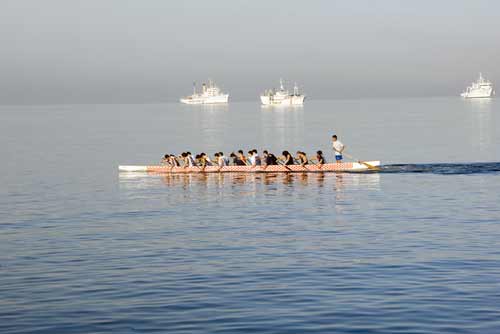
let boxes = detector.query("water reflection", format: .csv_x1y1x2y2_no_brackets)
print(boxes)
191,104,229,152
467,99,493,155
119,172,380,192
260,106,304,151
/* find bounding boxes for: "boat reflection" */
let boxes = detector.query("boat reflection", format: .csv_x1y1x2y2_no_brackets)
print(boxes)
119,171,380,192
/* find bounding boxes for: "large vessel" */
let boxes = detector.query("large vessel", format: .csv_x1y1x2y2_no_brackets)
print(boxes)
461,73,495,98
180,80,229,104
260,79,305,105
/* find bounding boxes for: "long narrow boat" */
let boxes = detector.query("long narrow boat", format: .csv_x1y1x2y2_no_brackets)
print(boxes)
119,161,381,173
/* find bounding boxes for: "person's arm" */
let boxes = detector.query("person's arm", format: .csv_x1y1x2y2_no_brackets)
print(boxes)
340,145,345,154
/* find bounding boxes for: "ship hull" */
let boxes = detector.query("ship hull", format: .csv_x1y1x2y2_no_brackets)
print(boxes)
260,95,305,106
461,90,494,98
180,94,229,104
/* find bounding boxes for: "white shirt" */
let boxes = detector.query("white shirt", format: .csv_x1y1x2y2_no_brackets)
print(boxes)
332,140,344,156
218,156,227,167
248,154,256,166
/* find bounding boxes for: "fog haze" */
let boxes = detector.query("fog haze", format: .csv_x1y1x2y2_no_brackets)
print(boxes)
1,0,499,104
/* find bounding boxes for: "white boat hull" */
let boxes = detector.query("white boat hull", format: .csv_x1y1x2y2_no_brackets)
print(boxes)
460,90,494,98
180,94,229,104
260,95,305,106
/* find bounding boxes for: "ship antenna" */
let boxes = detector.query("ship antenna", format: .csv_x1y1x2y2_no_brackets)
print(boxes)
193,81,196,95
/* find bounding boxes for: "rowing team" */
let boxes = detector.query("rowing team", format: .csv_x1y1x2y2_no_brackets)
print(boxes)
161,135,346,168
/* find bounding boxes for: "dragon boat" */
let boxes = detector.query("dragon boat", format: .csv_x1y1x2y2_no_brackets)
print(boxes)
118,161,381,174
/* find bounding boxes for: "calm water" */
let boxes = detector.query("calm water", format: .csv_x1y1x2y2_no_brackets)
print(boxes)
1,98,500,333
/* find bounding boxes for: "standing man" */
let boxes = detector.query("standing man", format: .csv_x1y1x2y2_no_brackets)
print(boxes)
332,134,345,163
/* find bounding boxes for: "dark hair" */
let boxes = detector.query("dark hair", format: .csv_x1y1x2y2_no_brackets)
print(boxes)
195,154,201,159
219,152,223,155
263,150,268,154
282,150,290,156
238,150,243,154
252,149,258,154
248,150,253,155
332,135,337,139
230,152,236,158
181,152,187,157
201,152,206,156
214,152,220,157
317,150,323,155
187,151,192,155
164,154,169,159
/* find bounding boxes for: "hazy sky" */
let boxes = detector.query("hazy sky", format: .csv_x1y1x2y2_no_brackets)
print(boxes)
1,0,499,104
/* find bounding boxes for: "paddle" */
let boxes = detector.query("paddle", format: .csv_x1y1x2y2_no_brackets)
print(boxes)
342,152,379,170
277,158,292,171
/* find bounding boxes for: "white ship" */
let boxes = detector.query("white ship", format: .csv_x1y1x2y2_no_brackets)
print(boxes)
180,80,229,104
260,79,305,106
461,73,495,98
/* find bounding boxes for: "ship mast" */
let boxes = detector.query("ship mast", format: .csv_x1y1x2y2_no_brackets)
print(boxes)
193,82,196,95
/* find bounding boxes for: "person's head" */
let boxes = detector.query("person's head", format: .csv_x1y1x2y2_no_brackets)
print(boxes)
195,154,201,159
230,152,236,158
187,151,192,155
296,151,302,155
164,154,169,159
317,150,323,156
252,149,258,154
214,152,220,157
282,150,289,156
219,152,224,156
201,152,206,157
181,152,187,157
238,150,243,155
332,135,337,141
263,150,268,155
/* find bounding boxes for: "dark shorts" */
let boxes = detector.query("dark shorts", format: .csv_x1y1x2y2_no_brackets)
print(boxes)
335,155,343,161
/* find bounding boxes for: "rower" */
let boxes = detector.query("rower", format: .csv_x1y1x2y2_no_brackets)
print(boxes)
230,152,246,165
252,149,262,166
169,154,180,167
197,154,209,168
332,135,345,163
264,150,278,165
296,151,308,166
161,154,170,165
219,152,230,166
187,152,197,166
248,150,255,166
238,150,248,165
179,152,189,167
315,150,325,165
282,151,294,165
201,153,213,166
215,152,226,167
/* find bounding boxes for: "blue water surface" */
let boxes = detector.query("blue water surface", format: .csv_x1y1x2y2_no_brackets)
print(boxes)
1,98,500,333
